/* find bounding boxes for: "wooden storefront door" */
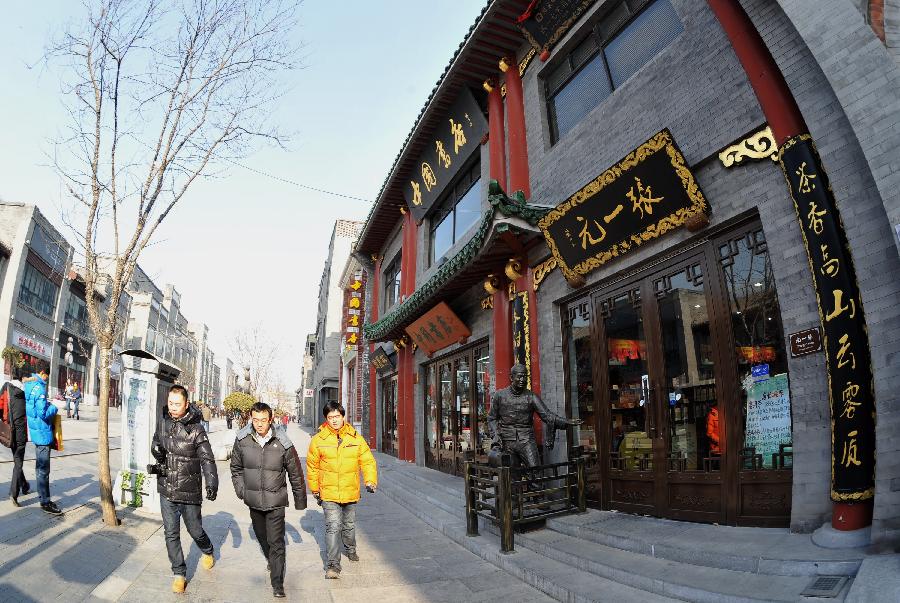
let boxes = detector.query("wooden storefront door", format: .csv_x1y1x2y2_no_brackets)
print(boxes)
579,220,793,526
381,374,398,457
425,342,491,476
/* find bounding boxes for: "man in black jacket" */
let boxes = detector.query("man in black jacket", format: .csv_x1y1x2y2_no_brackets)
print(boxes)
151,384,218,594
231,402,307,599
4,366,30,506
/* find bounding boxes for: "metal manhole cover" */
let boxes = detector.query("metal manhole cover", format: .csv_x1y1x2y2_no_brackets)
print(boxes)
801,575,848,598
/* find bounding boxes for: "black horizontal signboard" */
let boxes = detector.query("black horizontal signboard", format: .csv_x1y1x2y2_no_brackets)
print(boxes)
518,0,599,55
403,87,488,223
539,129,708,281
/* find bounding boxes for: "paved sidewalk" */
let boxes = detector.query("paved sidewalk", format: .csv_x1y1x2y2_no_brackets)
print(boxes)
0,422,553,602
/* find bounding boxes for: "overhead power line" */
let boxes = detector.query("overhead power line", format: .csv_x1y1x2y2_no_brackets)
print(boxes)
226,158,373,203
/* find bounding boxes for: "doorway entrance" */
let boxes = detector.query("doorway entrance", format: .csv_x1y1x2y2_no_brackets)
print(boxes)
381,374,398,457
564,221,793,526
424,342,490,476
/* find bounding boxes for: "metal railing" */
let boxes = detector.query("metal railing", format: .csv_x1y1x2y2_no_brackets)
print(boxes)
464,453,587,553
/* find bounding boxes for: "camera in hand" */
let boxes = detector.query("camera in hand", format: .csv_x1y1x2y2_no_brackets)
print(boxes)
147,440,168,477
146,462,167,477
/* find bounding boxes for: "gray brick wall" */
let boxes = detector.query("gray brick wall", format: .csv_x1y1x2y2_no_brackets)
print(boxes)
753,0,900,546
519,0,900,533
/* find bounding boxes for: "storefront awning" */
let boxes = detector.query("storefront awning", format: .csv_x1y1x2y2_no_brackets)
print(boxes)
364,182,550,343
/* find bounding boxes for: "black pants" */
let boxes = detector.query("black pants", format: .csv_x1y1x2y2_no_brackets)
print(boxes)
160,495,214,577
9,442,27,498
250,507,286,588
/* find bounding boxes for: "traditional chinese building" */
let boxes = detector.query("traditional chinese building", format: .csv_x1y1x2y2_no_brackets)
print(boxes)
356,0,900,550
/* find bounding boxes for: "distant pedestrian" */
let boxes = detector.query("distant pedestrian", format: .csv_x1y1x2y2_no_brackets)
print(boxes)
200,402,212,433
307,401,377,579
71,383,82,421
24,368,62,515
231,402,307,598
64,380,74,418
225,411,233,430
152,385,218,594
4,366,31,506
281,414,289,427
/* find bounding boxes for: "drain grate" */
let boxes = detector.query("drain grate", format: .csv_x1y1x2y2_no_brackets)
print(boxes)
801,575,848,598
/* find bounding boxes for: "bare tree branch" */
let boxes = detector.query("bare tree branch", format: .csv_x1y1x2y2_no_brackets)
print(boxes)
47,0,300,526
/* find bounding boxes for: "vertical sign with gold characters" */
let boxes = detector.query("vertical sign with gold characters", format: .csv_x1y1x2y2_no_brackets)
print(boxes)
779,134,875,502
403,87,488,223
511,291,532,390
345,275,365,352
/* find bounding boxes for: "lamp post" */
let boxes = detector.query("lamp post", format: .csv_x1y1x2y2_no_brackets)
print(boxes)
64,336,74,387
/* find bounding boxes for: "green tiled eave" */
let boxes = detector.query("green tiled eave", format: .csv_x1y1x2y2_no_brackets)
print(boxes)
363,181,550,342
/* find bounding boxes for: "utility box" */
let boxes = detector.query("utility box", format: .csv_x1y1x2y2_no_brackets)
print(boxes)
112,349,180,514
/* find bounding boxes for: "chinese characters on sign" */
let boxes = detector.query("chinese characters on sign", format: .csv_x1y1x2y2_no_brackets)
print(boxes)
404,302,471,356
511,291,532,390
539,129,709,281
517,0,598,56
779,134,876,501
370,347,394,374
789,327,823,358
12,329,52,360
402,88,488,223
344,275,365,352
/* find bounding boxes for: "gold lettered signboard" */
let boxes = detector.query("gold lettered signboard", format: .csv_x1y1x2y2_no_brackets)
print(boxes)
517,0,598,56
405,302,472,357
779,134,876,502
539,129,708,281
511,291,532,390
402,88,488,224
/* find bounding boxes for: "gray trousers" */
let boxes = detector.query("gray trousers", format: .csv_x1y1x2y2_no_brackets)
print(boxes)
322,501,356,571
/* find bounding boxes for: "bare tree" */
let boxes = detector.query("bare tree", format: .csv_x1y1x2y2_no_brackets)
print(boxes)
50,0,299,525
229,323,280,399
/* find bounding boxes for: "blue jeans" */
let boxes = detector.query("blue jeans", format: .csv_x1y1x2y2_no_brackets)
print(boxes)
201,420,209,433
322,501,356,571
34,445,51,504
159,495,213,577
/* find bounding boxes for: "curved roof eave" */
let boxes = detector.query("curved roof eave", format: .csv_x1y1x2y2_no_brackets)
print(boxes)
355,0,531,257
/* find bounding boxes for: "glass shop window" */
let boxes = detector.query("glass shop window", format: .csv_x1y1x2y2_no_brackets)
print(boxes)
564,297,596,454
545,0,683,142
382,254,402,310
18,261,59,319
719,229,792,471
430,162,482,264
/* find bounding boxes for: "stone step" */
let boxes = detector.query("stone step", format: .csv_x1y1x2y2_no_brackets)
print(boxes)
378,466,846,602
377,468,681,603
377,456,863,578
547,512,862,577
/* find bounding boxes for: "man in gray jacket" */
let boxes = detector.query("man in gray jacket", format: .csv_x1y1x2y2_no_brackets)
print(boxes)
230,402,307,598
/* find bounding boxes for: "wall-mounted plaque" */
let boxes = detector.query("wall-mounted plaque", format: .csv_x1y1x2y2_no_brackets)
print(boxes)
789,327,822,358
517,0,598,56
370,347,394,373
405,302,471,356
402,88,488,224
539,129,709,282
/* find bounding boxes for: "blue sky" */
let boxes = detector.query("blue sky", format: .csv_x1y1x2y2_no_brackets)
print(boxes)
0,1,487,389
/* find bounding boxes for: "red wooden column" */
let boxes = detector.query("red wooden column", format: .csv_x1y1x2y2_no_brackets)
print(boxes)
706,0,871,530
493,287,513,391
484,79,507,191
368,257,382,449
397,212,418,462
500,57,530,199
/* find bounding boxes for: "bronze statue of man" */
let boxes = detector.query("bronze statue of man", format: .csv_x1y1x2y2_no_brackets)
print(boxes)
487,364,581,467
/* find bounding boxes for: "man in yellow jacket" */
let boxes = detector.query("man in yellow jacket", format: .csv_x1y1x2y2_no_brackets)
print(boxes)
306,401,377,579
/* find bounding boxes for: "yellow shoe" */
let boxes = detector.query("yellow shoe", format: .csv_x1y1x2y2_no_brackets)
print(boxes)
201,553,215,570
171,576,187,593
